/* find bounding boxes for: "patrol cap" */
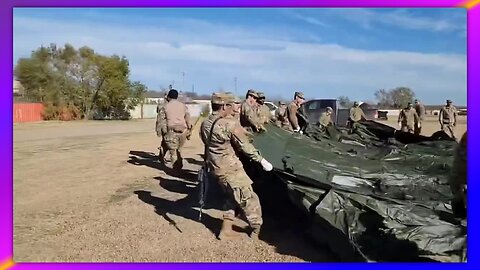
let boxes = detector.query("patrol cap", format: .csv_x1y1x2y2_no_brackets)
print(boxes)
447,99,453,103
407,102,413,106
326,106,333,112
246,89,259,98
294,91,305,99
211,92,228,105
279,101,286,105
257,92,266,99
353,101,359,106
225,92,242,104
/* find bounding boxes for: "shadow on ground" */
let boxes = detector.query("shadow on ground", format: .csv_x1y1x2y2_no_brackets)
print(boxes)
132,173,336,261
128,150,197,181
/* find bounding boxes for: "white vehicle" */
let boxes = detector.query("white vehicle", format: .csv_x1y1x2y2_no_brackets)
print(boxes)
264,101,278,117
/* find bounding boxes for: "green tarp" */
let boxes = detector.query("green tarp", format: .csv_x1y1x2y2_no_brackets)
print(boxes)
250,123,466,262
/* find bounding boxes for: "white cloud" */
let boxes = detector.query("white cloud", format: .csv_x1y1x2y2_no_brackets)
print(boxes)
13,14,466,104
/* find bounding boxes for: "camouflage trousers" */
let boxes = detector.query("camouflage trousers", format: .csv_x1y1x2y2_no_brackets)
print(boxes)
442,123,456,139
164,129,187,168
217,173,263,229
414,123,422,136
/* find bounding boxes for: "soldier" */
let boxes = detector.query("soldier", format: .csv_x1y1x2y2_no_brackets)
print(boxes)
200,92,224,147
163,89,193,169
439,99,458,139
397,102,420,134
274,101,289,129
240,89,264,132
208,93,273,240
414,99,426,135
287,91,306,133
319,107,334,128
348,101,367,131
155,95,169,162
450,131,466,219
256,92,271,125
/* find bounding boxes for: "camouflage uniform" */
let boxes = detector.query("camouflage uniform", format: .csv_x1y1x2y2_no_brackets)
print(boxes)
287,102,299,130
450,131,467,218
164,92,192,169
155,100,168,161
348,104,366,130
398,106,420,133
208,113,265,233
414,101,426,135
255,92,271,125
274,102,290,129
240,90,263,132
319,111,333,128
439,101,458,139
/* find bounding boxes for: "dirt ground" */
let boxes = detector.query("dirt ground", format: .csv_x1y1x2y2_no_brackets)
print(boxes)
13,119,334,262
380,115,467,140
13,116,466,262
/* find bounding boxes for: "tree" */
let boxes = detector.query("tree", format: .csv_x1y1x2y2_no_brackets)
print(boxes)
374,87,416,109
14,43,147,120
338,96,353,108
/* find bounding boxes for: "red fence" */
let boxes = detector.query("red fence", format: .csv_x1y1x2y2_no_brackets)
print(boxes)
13,103,44,123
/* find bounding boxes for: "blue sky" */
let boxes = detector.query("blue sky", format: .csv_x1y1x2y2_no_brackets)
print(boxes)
13,8,467,105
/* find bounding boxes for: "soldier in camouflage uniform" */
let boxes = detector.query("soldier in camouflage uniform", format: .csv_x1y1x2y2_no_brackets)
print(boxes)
208,93,273,240
274,101,289,129
240,89,264,132
287,91,306,133
155,94,169,162
256,92,272,125
450,131,466,219
397,102,420,134
439,99,458,139
348,101,368,137
163,89,192,169
414,99,426,135
318,107,333,129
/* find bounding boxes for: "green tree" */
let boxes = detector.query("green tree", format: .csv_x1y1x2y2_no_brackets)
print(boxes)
338,96,353,108
14,43,147,120
374,87,416,109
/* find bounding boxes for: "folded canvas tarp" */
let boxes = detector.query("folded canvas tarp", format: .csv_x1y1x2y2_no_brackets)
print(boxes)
250,123,466,262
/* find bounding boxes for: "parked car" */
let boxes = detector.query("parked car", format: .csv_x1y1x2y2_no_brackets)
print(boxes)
264,101,279,118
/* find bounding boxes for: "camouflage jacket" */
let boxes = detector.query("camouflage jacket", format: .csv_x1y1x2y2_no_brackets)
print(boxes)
208,115,263,186
349,107,366,122
240,101,261,131
439,106,457,124
398,108,419,127
318,112,333,127
257,104,271,124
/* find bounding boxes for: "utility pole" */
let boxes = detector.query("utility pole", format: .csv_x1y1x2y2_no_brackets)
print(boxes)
182,72,185,92
234,77,237,95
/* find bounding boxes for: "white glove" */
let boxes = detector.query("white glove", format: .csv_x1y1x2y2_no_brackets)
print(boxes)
260,158,273,172
299,130,303,134
417,123,421,128
397,122,401,128
293,127,301,132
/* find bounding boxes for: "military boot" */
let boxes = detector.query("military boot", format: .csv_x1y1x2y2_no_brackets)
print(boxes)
218,219,241,240
249,225,261,240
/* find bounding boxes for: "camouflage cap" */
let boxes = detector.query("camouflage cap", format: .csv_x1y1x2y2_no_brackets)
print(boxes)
225,92,242,103
257,92,266,99
247,89,259,98
211,92,230,105
294,91,305,99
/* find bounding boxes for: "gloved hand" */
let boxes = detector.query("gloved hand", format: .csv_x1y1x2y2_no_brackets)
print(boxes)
293,127,301,133
398,122,401,128
260,158,273,171
417,122,421,128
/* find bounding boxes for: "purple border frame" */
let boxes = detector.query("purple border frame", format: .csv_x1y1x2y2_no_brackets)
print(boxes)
2,0,477,268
